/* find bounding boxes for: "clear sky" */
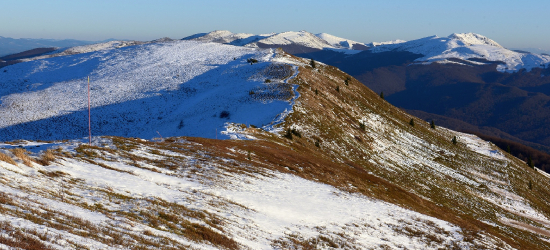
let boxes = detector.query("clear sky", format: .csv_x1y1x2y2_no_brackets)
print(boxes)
2,0,549,50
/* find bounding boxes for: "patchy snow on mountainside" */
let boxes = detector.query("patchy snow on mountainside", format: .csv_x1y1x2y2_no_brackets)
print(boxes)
0,41,298,141
371,33,550,72
0,137,516,249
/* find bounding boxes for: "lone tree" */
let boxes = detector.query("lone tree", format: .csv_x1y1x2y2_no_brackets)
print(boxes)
452,136,458,145
528,156,534,168
507,145,511,154
336,86,340,92
310,59,316,68
409,118,415,127
344,76,351,86
430,120,436,129
380,92,384,99
529,180,533,190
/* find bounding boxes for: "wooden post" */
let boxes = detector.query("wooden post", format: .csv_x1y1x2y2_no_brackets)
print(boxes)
88,76,91,146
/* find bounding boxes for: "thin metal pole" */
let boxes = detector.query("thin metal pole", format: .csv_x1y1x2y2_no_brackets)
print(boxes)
88,76,91,146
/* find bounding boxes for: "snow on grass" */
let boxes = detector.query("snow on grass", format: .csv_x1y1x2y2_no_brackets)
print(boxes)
459,132,507,160
215,170,486,249
0,137,500,249
0,41,299,141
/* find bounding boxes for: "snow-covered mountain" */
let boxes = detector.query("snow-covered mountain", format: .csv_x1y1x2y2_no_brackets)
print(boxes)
0,40,297,141
186,31,550,73
184,30,369,54
371,32,550,72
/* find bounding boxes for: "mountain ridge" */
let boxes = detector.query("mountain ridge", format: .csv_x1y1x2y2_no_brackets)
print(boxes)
0,43,549,248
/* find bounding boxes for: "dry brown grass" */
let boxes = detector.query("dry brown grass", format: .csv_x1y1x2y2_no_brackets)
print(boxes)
0,221,55,250
36,149,56,166
0,151,16,165
11,148,34,167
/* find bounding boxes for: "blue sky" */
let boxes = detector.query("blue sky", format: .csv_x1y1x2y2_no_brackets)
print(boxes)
2,0,549,50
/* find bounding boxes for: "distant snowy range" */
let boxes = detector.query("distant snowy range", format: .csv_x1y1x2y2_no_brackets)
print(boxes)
183,30,550,73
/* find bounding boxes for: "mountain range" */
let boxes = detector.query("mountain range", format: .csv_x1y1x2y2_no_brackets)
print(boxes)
183,30,550,167
0,37,550,248
0,36,120,57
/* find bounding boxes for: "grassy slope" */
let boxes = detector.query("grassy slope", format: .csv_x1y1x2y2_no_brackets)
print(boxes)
266,56,550,249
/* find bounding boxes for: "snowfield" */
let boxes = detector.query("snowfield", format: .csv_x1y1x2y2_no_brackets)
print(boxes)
0,40,297,141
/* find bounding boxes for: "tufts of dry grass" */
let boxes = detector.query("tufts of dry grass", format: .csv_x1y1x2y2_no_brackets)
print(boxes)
0,151,17,165
36,149,56,166
11,148,34,167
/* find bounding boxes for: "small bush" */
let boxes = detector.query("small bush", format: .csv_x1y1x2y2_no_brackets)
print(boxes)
219,111,230,119
315,89,318,95
452,136,458,145
315,141,320,148
344,76,351,85
409,118,415,127
310,59,316,68
380,91,384,99
336,86,340,93
430,120,436,129
264,79,271,83
291,129,302,138
359,122,366,131
247,58,258,64
284,129,293,140
527,156,534,168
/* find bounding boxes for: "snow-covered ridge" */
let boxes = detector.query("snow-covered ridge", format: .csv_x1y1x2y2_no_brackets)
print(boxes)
367,39,407,47
185,30,370,53
370,33,550,72
0,40,300,141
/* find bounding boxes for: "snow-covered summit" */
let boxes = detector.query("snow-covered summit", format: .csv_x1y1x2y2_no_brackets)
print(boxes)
370,33,550,72
448,32,503,48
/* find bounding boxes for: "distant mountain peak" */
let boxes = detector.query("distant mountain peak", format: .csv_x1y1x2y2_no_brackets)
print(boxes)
370,32,549,72
448,32,503,48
